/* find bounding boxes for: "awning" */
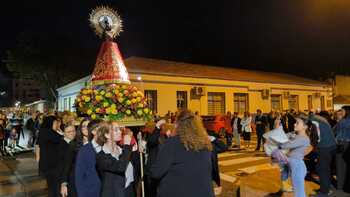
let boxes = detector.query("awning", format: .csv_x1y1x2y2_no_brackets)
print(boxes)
333,95,350,104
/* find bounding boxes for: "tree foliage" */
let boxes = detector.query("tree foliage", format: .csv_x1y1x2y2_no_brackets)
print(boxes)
6,31,88,102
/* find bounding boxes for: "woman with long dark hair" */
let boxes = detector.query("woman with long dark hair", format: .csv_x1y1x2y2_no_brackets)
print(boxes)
75,118,91,148
37,115,63,197
150,109,214,197
74,119,102,197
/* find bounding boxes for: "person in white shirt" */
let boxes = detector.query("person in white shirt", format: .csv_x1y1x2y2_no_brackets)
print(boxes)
241,112,252,149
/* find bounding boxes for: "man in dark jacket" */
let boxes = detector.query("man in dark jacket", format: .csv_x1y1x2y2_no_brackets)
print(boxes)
25,112,38,147
231,112,242,148
310,115,337,197
255,109,267,151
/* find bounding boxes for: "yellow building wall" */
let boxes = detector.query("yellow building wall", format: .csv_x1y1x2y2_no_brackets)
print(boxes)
335,75,350,95
129,73,332,116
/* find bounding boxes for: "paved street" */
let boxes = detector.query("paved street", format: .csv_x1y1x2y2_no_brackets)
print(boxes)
1,132,349,197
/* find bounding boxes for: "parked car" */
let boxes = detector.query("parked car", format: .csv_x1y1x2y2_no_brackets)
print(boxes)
201,115,232,138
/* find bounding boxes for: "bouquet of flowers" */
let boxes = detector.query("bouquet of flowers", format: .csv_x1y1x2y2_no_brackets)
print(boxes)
74,84,152,122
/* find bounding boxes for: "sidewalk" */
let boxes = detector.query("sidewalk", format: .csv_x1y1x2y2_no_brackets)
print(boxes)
0,153,47,197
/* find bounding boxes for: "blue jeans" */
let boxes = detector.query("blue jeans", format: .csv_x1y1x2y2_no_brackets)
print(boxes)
288,158,307,197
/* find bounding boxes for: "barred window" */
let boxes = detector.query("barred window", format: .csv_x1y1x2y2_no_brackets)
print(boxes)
177,91,188,110
321,96,325,111
208,92,225,115
234,93,249,115
288,95,299,110
271,94,282,111
145,90,157,113
308,95,313,111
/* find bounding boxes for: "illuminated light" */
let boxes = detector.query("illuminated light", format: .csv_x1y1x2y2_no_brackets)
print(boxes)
137,76,142,81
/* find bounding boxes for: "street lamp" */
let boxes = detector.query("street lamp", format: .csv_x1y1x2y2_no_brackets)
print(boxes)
0,91,5,96
15,101,21,108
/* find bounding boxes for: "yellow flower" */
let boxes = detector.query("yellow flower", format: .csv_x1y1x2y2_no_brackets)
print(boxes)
87,109,93,115
94,90,99,94
95,108,101,113
122,85,127,89
79,102,83,107
126,100,132,105
137,91,143,97
137,109,143,116
126,110,131,115
105,92,112,98
118,98,124,103
111,108,118,115
91,113,97,120
84,96,91,102
132,92,138,97
111,104,116,109
77,98,81,102
144,108,149,114
100,90,106,95
95,95,103,102
118,93,123,98
138,103,144,108
82,90,88,95
131,99,137,104
136,97,141,102
106,108,112,114
103,102,109,107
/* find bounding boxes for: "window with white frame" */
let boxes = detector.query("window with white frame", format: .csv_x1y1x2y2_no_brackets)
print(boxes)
176,91,188,110
234,93,249,114
271,94,282,111
144,90,157,113
288,95,299,110
208,92,225,115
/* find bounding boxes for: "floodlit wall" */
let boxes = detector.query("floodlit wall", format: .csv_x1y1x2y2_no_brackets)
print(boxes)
335,75,350,96
57,73,332,116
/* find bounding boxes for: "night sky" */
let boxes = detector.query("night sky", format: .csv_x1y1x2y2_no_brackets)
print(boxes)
1,0,350,80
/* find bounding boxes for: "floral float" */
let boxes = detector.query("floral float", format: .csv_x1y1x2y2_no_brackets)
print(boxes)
74,7,152,125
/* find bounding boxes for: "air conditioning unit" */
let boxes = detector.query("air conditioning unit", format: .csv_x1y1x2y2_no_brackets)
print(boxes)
283,91,290,99
190,87,205,99
261,89,270,100
313,92,321,98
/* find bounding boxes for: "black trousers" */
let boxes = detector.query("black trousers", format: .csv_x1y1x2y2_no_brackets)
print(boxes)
125,182,136,197
317,146,337,194
256,129,265,150
144,175,158,197
0,139,4,151
45,172,60,197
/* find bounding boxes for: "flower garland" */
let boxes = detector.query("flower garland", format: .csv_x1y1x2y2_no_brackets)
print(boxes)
74,84,152,121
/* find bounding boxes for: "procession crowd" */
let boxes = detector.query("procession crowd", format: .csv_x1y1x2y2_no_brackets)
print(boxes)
0,107,350,197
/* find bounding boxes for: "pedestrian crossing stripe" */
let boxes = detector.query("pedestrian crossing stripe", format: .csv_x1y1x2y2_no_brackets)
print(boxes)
218,152,244,158
219,157,268,166
236,163,278,174
219,173,237,183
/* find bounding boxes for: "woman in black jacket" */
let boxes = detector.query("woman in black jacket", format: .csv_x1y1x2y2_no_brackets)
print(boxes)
59,124,78,197
95,122,133,197
150,110,214,197
37,115,63,197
